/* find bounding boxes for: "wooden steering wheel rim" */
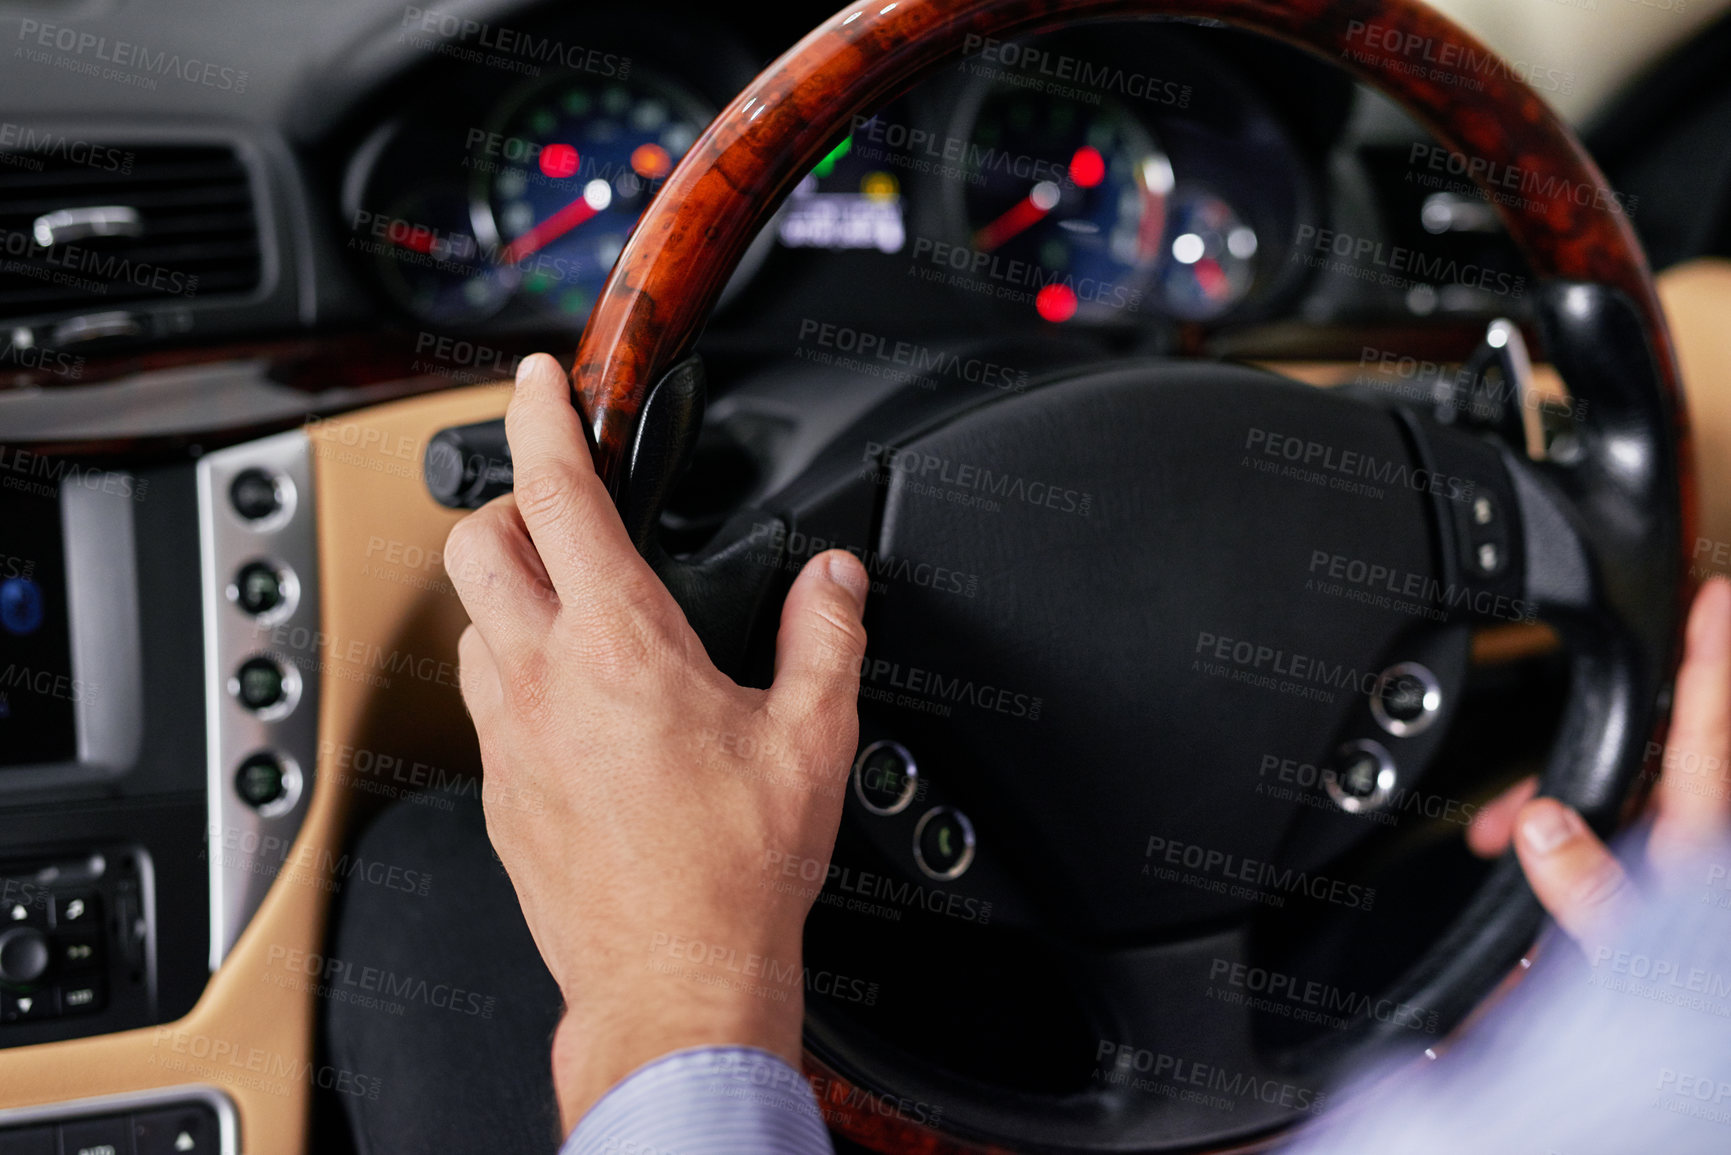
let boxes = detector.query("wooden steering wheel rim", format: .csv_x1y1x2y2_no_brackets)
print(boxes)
569,0,1684,501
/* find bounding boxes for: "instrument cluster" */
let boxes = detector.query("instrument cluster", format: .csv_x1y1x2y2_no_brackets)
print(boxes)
340,18,1317,337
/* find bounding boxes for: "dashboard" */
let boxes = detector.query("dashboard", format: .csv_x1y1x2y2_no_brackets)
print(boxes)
4,0,1731,1151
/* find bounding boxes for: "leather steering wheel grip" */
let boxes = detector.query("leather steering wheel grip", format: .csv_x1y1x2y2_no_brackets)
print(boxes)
568,0,1689,512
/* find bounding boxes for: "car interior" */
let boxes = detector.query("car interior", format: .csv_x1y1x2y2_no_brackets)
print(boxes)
1,0,1729,1151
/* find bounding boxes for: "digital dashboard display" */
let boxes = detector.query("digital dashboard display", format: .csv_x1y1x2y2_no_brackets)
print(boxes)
776,127,906,254
0,487,76,767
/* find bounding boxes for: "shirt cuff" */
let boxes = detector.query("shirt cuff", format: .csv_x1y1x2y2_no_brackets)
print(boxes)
561,1046,836,1155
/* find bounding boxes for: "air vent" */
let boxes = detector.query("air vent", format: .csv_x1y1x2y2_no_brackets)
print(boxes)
0,143,262,319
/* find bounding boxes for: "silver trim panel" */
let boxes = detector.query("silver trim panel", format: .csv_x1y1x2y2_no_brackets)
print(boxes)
0,1084,238,1154
197,431,320,969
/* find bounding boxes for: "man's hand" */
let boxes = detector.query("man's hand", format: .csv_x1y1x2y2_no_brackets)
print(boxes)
1468,576,1731,944
446,354,872,1130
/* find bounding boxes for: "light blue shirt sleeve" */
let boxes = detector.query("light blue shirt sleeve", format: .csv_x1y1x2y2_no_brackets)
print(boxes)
560,1046,837,1155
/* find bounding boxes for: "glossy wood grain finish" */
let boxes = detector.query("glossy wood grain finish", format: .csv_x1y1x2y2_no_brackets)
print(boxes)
569,0,1684,499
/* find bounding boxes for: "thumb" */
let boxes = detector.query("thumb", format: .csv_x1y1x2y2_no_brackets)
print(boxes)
1513,797,1636,948
770,550,870,731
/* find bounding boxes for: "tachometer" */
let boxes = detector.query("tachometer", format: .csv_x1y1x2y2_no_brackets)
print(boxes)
959,91,1173,324
471,71,710,323
1157,188,1258,322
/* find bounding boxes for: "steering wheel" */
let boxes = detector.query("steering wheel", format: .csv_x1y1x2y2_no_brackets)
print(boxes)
560,0,1695,1150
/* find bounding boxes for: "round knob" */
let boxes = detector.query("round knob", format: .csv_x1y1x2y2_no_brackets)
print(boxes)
0,926,49,984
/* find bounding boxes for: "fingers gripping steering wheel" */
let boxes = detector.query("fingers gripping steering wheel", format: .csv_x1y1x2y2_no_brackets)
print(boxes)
561,0,1695,1150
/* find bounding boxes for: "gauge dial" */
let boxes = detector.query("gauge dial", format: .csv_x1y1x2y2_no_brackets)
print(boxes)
1157,188,1258,322
370,185,516,326
473,72,710,323
960,91,1173,324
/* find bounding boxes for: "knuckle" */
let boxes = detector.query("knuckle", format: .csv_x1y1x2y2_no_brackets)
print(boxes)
442,515,493,582
582,607,659,679
1575,859,1630,912
806,601,869,661
501,647,555,723
513,470,570,531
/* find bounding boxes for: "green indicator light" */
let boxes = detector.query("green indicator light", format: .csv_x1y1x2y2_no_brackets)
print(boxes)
812,135,852,180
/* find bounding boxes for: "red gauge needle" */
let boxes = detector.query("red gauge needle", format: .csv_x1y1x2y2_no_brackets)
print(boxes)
1194,257,1229,300
974,179,1061,252
500,180,612,264
390,227,437,256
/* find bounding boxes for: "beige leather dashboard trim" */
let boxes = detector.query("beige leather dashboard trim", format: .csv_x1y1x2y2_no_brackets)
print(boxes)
1657,259,1731,579
0,383,511,1154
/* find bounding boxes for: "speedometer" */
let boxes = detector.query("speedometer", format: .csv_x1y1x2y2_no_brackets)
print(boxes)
470,71,710,323
959,90,1173,324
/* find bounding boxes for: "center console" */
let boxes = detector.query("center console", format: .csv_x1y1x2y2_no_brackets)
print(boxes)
0,436,319,1051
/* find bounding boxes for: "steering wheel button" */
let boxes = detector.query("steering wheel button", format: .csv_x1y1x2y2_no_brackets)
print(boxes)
1372,662,1443,737
1325,740,1398,814
852,741,918,816
913,807,975,880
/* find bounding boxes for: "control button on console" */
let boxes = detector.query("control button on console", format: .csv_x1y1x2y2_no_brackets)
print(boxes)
134,1106,220,1155
0,926,48,983
229,467,286,522
913,807,976,881
0,987,56,1022
234,656,289,712
852,741,918,816
232,560,292,618
52,891,101,931
59,979,105,1014
57,932,103,972
58,1115,130,1155
1,893,48,929
0,1125,56,1155
235,754,288,809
